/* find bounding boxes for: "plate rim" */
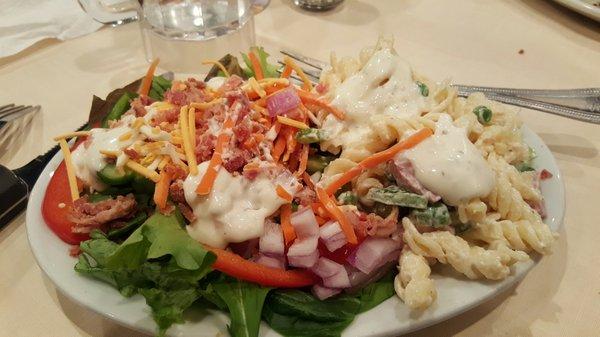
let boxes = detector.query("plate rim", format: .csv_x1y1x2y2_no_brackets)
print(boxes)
25,125,565,337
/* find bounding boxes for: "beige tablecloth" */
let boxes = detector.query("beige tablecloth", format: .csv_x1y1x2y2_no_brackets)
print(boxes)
1,1,599,336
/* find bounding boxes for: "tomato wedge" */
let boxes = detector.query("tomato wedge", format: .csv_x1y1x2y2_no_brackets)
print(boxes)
205,246,318,288
42,159,88,244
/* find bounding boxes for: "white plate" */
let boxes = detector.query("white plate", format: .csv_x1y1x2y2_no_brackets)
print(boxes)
552,0,600,22
26,126,564,337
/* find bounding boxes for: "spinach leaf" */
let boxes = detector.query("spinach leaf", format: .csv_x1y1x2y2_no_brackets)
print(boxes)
266,290,360,322
139,288,200,336
213,278,272,337
262,305,354,337
355,272,396,312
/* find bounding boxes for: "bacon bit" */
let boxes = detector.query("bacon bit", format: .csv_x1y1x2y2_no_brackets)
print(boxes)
540,169,553,180
123,148,140,160
196,117,235,195
276,184,293,203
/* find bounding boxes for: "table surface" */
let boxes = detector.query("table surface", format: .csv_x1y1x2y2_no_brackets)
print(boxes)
1,1,599,336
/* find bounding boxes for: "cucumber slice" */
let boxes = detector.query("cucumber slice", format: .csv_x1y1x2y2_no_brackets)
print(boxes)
97,164,134,186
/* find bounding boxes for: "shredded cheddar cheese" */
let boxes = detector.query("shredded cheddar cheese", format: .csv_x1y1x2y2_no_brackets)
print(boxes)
202,60,231,77
190,98,226,110
99,149,119,157
126,160,160,182
276,116,309,130
52,131,90,142
58,139,79,201
188,107,197,150
248,77,267,98
179,106,199,175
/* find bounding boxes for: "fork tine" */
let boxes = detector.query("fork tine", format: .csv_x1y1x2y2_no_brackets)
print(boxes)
0,105,40,122
0,105,29,120
281,49,327,70
0,104,16,113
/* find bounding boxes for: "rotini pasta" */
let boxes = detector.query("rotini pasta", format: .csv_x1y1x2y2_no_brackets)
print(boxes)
394,248,437,309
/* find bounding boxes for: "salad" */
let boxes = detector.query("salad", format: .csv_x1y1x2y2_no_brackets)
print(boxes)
42,41,555,337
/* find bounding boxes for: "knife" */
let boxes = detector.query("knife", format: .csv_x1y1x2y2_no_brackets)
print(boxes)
0,123,88,229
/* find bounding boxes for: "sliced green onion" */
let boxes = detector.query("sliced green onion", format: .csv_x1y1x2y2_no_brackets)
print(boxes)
473,105,493,124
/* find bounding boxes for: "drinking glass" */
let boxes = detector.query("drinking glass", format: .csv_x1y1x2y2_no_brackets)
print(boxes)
81,0,269,73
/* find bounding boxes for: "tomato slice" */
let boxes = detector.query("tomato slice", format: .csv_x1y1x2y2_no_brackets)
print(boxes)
206,246,317,288
42,159,88,244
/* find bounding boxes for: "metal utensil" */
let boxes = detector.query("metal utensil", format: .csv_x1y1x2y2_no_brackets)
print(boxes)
0,122,88,229
279,48,600,123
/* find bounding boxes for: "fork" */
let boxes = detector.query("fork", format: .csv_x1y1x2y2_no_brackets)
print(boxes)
0,104,41,130
280,49,600,124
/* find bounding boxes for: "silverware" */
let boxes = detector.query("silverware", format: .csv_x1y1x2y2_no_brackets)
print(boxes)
280,48,600,124
0,104,41,129
0,122,88,229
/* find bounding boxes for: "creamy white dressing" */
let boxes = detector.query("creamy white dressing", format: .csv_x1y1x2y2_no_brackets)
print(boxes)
403,114,495,206
71,104,168,190
321,48,429,154
207,77,226,90
183,162,299,248
71,122,134,191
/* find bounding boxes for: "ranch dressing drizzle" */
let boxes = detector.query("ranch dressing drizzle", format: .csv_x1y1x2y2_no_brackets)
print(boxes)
402,114,495,206
183,162,298,248
321,48,428,155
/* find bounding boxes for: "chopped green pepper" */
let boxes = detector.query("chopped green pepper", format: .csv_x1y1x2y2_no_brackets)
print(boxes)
366,185,428,209
337,191,358,205
306,154,335,174
102,92,137,128
416,81,429,97
473,105,493,125
295,128,323,144
410,203,451,228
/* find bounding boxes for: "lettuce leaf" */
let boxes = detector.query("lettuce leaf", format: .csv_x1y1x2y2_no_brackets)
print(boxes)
75,213,216,336
212,277,272,337
241,47,279,79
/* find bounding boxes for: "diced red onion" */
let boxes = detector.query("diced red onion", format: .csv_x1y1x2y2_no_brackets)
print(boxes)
312,284,341,300
323,267,351,288
347,237,402,274
291,207,319,239
345,262,395,294
259,221,285,256
311,257,343,279
255,253,286,269
266,88,300,117
287,237,319,268
319,220,347,252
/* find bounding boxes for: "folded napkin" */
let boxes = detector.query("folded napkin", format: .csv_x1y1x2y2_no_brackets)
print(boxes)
0,0,103,58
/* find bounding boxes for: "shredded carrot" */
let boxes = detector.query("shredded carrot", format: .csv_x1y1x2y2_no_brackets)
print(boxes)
202,60,230,77
301,171,315,190
282,127,297,163
280,64,292,79
272,136,287,162
296,145,309,177
296,90,345,120
138,58,160,96
315,216,327,226
283,56,313,91
248,51,264,81
196,117,235,195
280,204,296,245
311,202,329,219
246,82,289,100
276,184,293,203
325,128,433,195
316,187,357,244
153,170,172,211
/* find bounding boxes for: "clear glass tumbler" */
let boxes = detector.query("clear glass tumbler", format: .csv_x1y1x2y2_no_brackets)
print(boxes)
81,0,262,73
